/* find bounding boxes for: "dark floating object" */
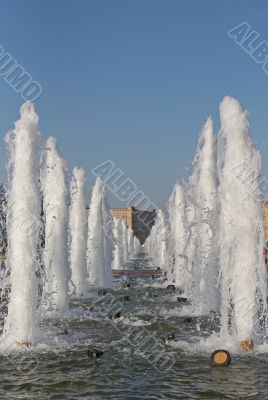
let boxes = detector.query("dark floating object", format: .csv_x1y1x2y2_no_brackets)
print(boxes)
87,347,104,358
210,350,231,366
177,297,190,306
156,267,161,271
160,332,176,346
184,317,193,323
167,284,176,291
122,282,131,288
160,335,169,346
57,329,69,336
98,289,107,296
109,311,121,320
167,332,176,341
120,295,130,302
83,303,94,311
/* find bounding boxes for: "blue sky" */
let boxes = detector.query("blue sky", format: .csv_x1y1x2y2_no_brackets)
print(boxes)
0,0,268,208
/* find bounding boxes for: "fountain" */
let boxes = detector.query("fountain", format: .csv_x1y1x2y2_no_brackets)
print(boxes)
122,219,129,264
133,236,141,256
186,116,219,314
41,137,70,312
218,96,267,348
166,182,188,289
1,96,268,400
87,177,114,288
69,167,88,297
127,227,135,260
145,209,171,278
3,102,40,347
113,217,124,270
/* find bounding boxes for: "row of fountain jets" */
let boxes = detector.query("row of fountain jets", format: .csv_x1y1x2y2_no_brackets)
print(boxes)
1,101,140,348
1,95,267,350
145,95,267,350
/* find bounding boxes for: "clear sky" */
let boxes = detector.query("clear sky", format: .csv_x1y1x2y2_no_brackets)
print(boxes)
0,0,268,208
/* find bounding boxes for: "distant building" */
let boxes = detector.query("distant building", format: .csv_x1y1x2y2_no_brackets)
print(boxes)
263,202,268,241
111,205,156,245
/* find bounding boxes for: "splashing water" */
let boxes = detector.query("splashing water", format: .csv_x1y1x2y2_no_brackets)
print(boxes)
187,116,219,314
69,167,88,297
218,96,267,344
3,102,40,346
112,217,124,270
166,182,188,288
87,177,113,288
41,137,70,313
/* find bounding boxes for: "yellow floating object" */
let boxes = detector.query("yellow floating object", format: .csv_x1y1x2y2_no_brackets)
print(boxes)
210,349,231,366
16,341,31,348
239,340,254,351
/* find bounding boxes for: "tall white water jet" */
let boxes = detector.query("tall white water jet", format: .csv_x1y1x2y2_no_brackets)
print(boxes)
3,102,40,346
134,236,141,256
127,228,135,259
188,117,218,313
166,182,188,289
122,219,129,263
69,167,88,297
112,217,124,270
218,96,267,344
87,178,114,288
41,137,70,312
146,209,171,277
0,184,8,291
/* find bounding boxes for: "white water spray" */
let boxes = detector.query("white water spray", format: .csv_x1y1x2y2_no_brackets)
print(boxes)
112,217,124,270
166,182,188,288
69,167,88,297
145,209,171,277
87,178,114,288
41,137,70,312
187,117,218,313
3,102,40,346
218,96,267,343
127,228,135,259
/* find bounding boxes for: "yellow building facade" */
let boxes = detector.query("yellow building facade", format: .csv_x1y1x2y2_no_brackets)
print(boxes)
263,202,268,241
111,205,156,244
